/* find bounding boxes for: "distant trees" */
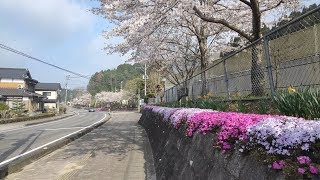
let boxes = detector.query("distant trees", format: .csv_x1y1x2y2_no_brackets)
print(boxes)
87,63,142,95
70,93,92,107
95,91,124,106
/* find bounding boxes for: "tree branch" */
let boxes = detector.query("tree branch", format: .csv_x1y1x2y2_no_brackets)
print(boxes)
260,0,283,13
239,0,252,8
193,6,252,41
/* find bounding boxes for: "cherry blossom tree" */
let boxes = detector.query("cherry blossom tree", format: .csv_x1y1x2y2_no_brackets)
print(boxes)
95,91,125,107
71,93,92,107
94,0,300,96
192,0,299,95
93,0,225,95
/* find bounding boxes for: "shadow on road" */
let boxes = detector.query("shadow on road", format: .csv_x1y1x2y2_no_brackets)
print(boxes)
59,113,156,180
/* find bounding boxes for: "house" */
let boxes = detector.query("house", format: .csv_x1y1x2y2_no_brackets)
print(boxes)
0,68,43,111
35,83,61,111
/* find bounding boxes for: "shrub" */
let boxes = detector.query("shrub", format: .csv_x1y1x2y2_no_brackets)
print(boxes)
0,102,9,110
0,113,55,124
273,87,320,119
59,106,67,114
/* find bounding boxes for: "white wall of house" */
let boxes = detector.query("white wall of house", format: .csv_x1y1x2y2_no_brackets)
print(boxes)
36,90,60,111
35,90,58,100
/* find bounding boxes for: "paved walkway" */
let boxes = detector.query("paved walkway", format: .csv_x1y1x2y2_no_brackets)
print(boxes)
5,112,156,180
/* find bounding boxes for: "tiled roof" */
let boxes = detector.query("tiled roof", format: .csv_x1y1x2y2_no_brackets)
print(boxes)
35,83,61,91
0,68,30,79
0,88,43,97
0,68,38,83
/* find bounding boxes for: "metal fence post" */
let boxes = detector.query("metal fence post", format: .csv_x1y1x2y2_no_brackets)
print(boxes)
171,88,174,102
223,59,230,98
191,84,193,100
263,37,276,96
165,91,168,103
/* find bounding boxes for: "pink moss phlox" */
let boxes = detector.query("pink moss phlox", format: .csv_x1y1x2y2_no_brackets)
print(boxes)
247,117,320,155
297,156,312,165
170,108,211,129
273,160,285,170
309,165,318,174
186,111,271,150
163,108,181,122
298,167,306,174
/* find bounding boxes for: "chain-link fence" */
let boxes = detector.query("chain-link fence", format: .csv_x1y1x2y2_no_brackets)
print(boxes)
163,6,320,103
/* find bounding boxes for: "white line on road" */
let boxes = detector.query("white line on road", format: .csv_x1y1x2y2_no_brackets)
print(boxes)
44,127,85,131
0,114,108,166
0,112,80,133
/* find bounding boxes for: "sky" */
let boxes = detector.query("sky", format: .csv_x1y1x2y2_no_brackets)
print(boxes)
0,0,318,89
0,0,126,89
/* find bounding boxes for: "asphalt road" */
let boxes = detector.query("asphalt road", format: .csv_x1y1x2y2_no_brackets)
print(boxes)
0,110,107,163
5,112,156,180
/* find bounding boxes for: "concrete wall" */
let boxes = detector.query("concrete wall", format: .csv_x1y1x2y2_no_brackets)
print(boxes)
139,110,285,180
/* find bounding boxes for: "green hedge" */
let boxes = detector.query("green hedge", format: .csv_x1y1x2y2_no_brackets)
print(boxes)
0,113,56,124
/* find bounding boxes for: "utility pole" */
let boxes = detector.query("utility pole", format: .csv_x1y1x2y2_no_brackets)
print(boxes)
64,74,90,105
144,63,147,97
65,75,70,105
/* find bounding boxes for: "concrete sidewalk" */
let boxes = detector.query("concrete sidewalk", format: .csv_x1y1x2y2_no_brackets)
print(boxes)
5,112,156,180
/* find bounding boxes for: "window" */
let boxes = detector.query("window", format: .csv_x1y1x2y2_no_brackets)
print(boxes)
43,92,51,97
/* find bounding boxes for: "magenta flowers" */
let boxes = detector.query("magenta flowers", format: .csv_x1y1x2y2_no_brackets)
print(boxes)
143,105,320,176
273,160,285,170
297,156,312,165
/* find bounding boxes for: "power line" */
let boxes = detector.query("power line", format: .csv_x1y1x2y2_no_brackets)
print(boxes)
0,43,89,79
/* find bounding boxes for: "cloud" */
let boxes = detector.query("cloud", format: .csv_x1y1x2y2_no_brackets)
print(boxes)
0,0,94,43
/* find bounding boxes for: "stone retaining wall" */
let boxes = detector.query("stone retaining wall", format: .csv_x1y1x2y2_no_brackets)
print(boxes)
139,109,285,180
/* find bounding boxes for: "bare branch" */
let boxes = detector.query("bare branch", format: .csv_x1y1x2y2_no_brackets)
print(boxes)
193,6,252,41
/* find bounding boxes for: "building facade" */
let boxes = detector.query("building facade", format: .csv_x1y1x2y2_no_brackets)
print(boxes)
0,68,43,111
35,83,61,111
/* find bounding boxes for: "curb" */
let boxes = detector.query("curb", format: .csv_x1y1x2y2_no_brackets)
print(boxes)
25,112,76,126
0,114,111,179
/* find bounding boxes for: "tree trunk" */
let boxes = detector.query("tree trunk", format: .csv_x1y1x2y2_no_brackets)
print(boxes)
250,0,265,96
198,29,208,96
251,44,265,96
